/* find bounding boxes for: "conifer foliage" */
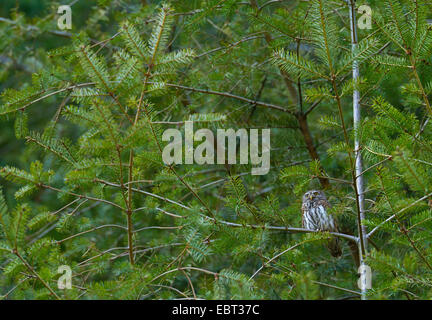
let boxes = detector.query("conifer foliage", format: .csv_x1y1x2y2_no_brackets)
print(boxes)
1,0,432,299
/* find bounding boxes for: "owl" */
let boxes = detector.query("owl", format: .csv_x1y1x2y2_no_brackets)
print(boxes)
301,190,342,258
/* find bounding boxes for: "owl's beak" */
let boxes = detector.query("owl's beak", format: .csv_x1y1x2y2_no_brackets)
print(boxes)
309,194,313,200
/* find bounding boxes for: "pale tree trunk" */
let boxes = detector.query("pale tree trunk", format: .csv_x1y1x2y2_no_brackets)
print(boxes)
347,0,369,300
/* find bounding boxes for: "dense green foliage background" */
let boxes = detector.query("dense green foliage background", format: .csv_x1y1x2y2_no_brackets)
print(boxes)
1,0,432,300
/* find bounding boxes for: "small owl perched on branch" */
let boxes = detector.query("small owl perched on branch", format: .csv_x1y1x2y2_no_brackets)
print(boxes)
302,190,342,258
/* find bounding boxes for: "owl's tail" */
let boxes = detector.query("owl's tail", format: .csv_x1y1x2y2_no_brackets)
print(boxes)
327,237,342,258
347,240,360,267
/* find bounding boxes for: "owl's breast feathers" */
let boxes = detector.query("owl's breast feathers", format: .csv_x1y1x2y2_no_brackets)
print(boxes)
302,200,337,232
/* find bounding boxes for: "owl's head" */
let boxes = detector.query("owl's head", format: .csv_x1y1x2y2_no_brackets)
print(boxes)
302,190,326,203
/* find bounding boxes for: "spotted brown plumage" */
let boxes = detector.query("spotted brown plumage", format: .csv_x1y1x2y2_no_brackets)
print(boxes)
301,190,342,258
